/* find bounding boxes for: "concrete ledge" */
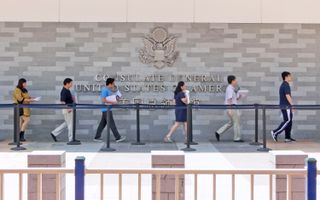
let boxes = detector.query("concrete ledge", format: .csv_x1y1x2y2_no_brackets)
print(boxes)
270,150,307,165
28,151,66,167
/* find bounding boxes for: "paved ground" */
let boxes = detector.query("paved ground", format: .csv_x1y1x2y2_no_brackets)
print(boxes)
1,138,319,153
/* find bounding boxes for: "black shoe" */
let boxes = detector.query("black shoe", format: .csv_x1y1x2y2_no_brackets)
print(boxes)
20,131,26,142
215,132,220,142
233,139,244,143
50,133,57,142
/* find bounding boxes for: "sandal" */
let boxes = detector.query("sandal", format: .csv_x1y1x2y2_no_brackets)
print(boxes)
164,137,174,143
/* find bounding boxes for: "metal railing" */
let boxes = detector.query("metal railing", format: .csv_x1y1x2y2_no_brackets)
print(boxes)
0,157,317,200
1,103,320,151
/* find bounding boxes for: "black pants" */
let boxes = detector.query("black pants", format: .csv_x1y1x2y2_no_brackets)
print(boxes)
95,111,121,140
273,109,293,139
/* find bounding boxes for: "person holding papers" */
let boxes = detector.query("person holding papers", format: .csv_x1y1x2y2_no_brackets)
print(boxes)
13,78,38,142
164,81,189,143
215,75,244,142
94,78,126,142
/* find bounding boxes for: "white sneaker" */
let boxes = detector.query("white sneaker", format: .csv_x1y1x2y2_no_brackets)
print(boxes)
285,139,292,143
93,138,103,142
116,136,126,143
271,131,278,142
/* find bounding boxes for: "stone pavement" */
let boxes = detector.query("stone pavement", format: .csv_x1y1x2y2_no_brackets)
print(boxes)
0,138,319,153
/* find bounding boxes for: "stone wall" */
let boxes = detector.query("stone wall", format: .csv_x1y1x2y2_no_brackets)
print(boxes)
0,22,319,142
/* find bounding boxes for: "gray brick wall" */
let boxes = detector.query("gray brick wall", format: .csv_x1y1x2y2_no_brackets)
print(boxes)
0,22,319,142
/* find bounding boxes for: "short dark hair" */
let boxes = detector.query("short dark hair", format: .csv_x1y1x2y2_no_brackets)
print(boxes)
106,78,115,86
281,71,291,80
63,78,73,85
227,75,236,84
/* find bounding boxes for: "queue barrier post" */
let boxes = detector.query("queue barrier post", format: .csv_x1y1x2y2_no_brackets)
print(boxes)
75,156,85,200
250,103,262,146
8,104,21,146
101,106,116,152
188,103,198,145
306,158,317,200
132,103,145,145
11,104,26,151
257,106,271,152
182,104,196,151
67,103,81,145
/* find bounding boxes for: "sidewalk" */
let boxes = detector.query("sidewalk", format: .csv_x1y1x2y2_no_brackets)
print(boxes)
0,138,319,153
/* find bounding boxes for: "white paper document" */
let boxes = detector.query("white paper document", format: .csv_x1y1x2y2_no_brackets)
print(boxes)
238,89,249,97
106,95,117,103
184,90,190,104
115,90,122,98
33,97,41,102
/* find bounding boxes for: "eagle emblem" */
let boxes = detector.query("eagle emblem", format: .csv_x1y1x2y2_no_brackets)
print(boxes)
139,27,179,69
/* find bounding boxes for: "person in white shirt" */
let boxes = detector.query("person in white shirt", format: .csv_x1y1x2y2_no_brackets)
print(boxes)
215,75,243,142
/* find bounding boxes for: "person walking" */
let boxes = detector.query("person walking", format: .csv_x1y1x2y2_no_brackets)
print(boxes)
13,78,35,142
215,75,243,142
50,78,79,142
271,71,296,142
94,78,126,142
164,81,189,143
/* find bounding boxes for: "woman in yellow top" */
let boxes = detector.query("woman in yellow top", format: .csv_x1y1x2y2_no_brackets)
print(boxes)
13,78,35,142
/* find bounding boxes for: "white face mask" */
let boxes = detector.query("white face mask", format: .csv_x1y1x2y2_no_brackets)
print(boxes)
289,82,293,87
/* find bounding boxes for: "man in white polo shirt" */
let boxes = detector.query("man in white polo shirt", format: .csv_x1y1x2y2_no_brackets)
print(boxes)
215,75,243,142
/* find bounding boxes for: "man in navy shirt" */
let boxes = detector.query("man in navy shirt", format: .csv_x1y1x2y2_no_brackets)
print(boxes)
271,71,296,142
51,78,79,142
94,78,126,142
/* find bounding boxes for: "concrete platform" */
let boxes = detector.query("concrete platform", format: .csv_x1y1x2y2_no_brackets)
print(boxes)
0,138,319,200
0,150,319,200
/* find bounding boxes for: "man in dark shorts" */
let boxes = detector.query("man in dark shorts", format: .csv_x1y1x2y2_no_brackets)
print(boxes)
271,71,296,142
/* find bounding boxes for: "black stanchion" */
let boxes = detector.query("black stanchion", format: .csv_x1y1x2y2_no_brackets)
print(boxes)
182,104,196,151
8,104,21,146
11,104,26,151
257,107,271,152
188,104,198,145
132,104,145,145
101,106,116,152
67,103,81,145
250,104,262,146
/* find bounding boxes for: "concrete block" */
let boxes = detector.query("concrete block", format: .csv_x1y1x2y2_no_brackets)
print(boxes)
152,151,185,200
28,151,66,167
28,151,66,200
270,150,307,200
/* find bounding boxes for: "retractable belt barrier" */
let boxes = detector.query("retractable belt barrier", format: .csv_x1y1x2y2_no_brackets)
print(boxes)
1,103,319,152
